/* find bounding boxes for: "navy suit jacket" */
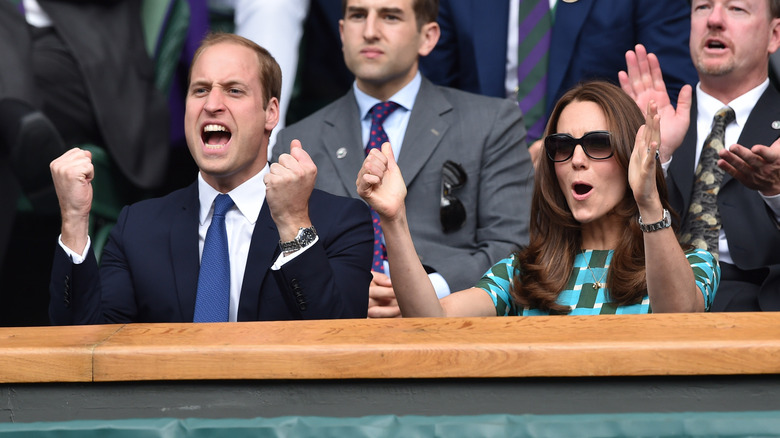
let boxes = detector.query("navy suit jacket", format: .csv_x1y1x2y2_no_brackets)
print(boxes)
668,86,780,310
49,183,373,324
420,0,698,112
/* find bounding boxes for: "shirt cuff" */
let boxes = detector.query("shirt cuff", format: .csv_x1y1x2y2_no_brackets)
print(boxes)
760,191,780,223
660,155,672,178
271,236,319,270
58,235,92,264
429,272,452,299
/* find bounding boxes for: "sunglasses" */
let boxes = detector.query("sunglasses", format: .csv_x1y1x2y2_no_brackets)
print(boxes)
440,160,467,233
544,131,613,162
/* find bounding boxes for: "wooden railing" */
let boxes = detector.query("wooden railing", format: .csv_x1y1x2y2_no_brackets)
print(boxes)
2,313,780,383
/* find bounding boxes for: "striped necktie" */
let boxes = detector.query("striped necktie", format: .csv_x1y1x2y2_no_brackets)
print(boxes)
517,0,552,141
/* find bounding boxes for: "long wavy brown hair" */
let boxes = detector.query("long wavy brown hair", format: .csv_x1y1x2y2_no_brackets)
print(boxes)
511,81,676,313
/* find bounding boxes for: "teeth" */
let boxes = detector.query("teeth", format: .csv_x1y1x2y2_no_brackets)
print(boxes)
205,143,223,149
204,124,228,132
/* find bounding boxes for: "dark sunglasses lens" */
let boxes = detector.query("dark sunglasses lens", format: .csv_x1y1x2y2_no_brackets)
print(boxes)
440,160,467,232
545,135,575,162
440,198,466,233
582,132,612,159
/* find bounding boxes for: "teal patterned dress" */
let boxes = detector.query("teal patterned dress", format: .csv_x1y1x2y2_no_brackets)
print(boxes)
475,248,719,316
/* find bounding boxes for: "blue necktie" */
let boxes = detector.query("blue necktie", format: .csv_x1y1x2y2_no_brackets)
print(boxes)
194,194,234,322
366,101,400,273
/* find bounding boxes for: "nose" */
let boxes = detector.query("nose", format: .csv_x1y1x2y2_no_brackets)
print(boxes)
363,11,379,40
570,144,589,168
707,4,725,28
203,88,225,114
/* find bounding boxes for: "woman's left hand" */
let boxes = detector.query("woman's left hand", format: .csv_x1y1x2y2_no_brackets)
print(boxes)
629,100,662,210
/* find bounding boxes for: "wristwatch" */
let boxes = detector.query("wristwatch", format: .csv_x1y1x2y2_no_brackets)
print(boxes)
638,209,671,233
279,226,317,253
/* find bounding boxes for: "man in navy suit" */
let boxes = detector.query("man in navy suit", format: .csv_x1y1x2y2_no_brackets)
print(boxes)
48,32,373,324
420,0,698,139
620,0,780,311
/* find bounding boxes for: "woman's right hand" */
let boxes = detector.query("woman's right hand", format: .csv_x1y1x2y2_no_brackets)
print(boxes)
356,142,407,221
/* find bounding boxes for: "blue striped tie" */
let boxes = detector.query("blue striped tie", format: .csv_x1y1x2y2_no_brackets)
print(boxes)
194,194,234,322
517,0,552,141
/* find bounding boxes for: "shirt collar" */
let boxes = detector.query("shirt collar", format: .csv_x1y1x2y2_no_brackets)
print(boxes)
353,71,421,121
696,79,769,130
197,164,269,226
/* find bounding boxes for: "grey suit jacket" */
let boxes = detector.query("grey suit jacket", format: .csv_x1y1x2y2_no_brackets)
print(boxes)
274,77,533,291
668,86,780,309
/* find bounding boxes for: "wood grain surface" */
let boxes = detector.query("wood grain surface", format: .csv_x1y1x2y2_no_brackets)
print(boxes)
2,313,779,382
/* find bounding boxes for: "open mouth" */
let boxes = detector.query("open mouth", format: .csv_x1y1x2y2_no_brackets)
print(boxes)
706,39,726,50
202,124,231,149
573,183,593,196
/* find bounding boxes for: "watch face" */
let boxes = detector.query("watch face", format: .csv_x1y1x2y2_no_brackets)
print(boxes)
298,227,317,245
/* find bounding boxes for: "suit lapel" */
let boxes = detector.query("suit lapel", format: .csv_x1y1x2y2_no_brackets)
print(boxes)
547,0,595,112
397,78,451,186
237,200,279,320
319,91,366,197
170,182,201,321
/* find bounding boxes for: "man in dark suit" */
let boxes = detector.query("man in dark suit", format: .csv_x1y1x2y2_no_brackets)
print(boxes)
0,0,169,325
621,0,780,310
419,0,698,140
48,32,373,324
274,0,533,317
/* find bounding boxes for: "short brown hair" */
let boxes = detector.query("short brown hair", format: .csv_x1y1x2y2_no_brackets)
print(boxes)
770,0,780,18
189,32,282,109
341,0,439,30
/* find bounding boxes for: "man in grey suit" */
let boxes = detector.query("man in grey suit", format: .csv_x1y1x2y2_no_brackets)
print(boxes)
274,0,533,317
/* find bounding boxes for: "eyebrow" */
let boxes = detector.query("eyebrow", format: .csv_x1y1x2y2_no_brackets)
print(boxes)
189,79,248,89
346,6,405,16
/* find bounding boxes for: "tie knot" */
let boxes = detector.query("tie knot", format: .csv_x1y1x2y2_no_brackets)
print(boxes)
213,194,234,217
370,101,400,127
713,106,735,127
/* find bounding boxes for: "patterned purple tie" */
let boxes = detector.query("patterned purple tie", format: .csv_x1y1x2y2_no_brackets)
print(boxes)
365,101,400,273
517,0,552,141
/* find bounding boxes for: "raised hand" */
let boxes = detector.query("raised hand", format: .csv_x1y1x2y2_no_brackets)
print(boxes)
50,148,94,253
629,101,662,212
356,142,407,221
619,44,692,162
264,139,317,241
719,137,780,196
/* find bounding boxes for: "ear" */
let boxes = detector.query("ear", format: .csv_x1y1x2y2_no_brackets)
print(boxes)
417,21,440,57
339,19,346,49
768,17,780,54
264,97,280,132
